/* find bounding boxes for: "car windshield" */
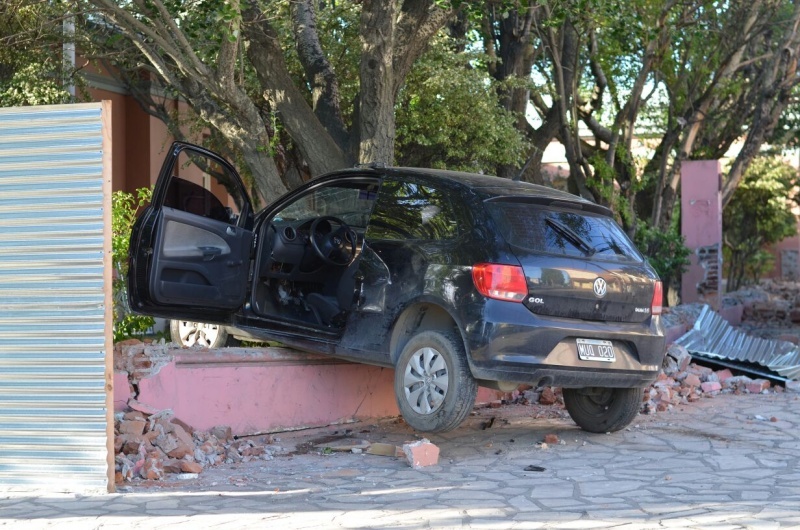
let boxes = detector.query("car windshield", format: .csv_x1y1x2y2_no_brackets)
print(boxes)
274,183,379,229
487,201,643,263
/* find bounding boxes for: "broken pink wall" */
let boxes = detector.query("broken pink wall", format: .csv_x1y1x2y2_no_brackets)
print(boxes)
115,346,501,435
681,160,722,308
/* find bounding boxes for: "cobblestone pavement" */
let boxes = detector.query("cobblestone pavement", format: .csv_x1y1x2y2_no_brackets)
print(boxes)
2,392,799,529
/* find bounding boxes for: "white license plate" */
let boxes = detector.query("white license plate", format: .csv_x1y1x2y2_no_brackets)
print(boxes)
576,338,616,362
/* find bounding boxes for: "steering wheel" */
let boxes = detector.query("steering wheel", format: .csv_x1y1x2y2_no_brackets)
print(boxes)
309,216,358,266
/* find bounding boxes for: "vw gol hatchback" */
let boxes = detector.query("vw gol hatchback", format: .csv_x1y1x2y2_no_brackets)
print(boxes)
129,142,666,433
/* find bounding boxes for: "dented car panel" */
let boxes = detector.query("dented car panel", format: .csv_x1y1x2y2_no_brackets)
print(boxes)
129,141,667,433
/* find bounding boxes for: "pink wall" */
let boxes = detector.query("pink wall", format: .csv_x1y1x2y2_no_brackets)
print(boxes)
681,160,722,307
115,346,500,435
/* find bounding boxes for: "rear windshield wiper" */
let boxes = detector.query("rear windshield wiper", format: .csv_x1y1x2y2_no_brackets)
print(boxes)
546,218,595,256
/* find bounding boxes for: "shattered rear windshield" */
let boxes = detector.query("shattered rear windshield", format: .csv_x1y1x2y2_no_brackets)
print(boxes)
486,201,643,263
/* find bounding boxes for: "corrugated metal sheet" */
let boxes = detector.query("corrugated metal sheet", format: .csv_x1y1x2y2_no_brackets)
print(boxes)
676,304,800,381
0,103,110,492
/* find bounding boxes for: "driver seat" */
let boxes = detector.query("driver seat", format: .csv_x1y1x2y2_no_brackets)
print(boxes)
307,257,360,326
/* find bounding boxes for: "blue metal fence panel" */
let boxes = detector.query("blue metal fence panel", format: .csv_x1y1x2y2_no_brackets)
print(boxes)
0,103,110,492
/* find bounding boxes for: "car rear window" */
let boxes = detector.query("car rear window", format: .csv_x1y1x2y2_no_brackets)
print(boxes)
486,201,643,262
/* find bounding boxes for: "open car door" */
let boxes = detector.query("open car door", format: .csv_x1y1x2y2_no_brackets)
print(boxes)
128,142,254,323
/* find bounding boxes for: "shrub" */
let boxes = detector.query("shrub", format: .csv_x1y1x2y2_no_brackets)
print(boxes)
112,187,154,341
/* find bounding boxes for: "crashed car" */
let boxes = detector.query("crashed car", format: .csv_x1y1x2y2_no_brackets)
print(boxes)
128,142,666,433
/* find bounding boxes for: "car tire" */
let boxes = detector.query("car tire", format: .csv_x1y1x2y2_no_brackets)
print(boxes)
169,320,235,348
393,330,478,433
562,387,642,433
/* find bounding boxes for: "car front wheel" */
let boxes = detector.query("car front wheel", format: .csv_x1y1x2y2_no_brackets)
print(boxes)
393,330,478,433
170,320,233,348
562,387,642,433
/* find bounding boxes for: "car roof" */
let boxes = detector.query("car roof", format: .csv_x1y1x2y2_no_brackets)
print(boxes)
382,167,613,213
320,166,610,215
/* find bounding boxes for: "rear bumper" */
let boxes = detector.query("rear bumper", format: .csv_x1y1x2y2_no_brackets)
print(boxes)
462,299,666,389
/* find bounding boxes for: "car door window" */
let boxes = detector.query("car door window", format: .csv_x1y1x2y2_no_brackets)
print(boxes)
162,149,247,226
367,178,459,240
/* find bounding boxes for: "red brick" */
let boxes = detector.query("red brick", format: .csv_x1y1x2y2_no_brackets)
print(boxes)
167,425,195,459
539,387,557,405
127,398,162,416
170,417,195,436
180,460,203,473
700,381,722,393
656,402,669,412
683,374,702,388
746,379,770,393
715,369,734,383
140,454,164,480
118,420,146,436
163,459,183,474
120,436,146,455
122,411,147,422
403,439,440,469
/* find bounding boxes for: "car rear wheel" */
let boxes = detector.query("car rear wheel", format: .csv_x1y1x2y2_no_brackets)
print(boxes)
170,320,235,348
393,330,478,433
562,387,642,433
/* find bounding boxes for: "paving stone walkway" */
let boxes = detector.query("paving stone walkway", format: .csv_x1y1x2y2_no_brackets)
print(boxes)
2,392,799,529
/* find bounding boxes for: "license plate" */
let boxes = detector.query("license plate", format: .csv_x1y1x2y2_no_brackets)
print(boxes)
576,338,616,362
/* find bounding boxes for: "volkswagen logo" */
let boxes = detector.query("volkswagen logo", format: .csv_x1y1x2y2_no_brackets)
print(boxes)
593,277,607,298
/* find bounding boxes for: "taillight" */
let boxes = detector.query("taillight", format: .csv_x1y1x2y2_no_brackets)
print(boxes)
472,263,527,302
651,280,663,316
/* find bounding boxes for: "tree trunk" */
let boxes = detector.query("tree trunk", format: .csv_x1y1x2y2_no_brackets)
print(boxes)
243,5,350,176
291,0,350,152
357,0,397,165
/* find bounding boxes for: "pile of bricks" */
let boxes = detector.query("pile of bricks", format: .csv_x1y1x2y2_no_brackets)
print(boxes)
114,407,279,484
508,340,786,417
640,343,779,414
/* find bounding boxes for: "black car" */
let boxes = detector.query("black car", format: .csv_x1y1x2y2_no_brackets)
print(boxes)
129,142,666,433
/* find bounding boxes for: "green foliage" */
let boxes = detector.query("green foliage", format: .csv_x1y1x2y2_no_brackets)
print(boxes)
0,61,71,106
723,156,798,292
0,1,74,106
395,43,529,173
634,222,690,305
112,188,154,341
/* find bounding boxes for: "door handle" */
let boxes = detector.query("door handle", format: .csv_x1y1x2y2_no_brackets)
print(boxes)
198,246,223,261
226,226,236,236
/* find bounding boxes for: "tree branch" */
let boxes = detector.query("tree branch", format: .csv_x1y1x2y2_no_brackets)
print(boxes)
291,0,349,151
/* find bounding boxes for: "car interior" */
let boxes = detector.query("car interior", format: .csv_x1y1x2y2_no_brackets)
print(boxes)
251,180,381,328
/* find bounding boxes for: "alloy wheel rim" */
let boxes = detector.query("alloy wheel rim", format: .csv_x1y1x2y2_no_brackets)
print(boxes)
178,321,220,347
403,346,449,414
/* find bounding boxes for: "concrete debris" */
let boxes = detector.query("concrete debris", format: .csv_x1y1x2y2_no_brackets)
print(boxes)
114,409,280,484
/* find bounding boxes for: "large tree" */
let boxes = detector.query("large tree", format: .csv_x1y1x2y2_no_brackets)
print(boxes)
82,0,459,201
476,0,800,235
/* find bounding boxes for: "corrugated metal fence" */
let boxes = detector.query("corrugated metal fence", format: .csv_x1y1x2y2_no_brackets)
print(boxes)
0,103,112,492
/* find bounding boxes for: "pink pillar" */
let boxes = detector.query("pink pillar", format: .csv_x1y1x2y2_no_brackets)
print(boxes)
681,160,722,308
